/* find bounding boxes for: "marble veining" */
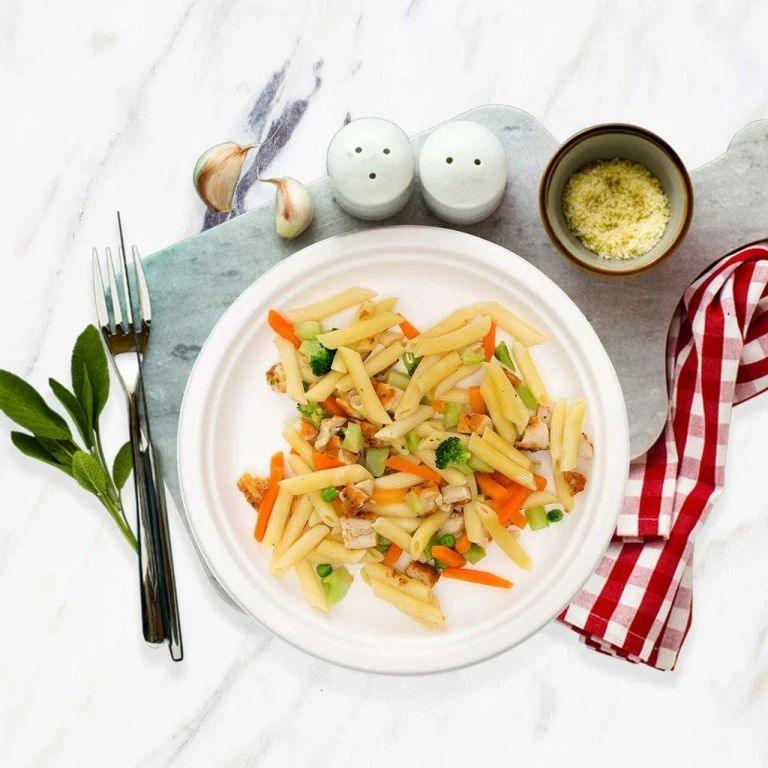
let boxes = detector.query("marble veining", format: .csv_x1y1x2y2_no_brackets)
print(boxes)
2,1,768,766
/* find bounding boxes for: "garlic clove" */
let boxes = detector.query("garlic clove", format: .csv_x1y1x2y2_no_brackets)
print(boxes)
264,177,315,239
193,142,256,212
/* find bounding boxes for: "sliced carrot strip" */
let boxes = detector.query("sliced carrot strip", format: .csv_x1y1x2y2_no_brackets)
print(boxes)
468,385,486,415
320,397,346,417
455,532,471,554
476,473,509,501
385,456,442,484
400,319,420,340
431,545,466,568
492,471,514,488
370,487,408,505
312,451,345,471
482,321,496,362
496,484,533,528
254,451,285,542
431,399,447,413
383,543,402,565
442,567,512,589
534,474,547,491
268,309,300,348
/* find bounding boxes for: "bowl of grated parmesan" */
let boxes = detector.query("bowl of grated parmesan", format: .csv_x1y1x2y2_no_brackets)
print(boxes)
539,124,693,277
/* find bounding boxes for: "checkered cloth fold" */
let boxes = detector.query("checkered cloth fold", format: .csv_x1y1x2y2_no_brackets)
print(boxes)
559,245,768,671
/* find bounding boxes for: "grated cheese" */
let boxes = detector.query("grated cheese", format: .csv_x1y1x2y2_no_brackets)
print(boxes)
562,158,670,260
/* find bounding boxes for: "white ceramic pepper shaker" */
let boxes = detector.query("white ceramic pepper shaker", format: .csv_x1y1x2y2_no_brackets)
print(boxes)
418,121,507,225
326,118,415,220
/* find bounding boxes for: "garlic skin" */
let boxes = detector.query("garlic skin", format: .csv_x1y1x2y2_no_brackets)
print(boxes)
264,177,314,239
193,142,255,212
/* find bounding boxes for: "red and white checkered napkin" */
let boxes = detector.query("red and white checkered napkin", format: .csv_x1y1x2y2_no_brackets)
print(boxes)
558,245,768,671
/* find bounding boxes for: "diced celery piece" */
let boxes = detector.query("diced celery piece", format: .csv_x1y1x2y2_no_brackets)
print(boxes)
517,382,537,410
444,401,461,429
376,535,391,552
405,430,419,452
295,320,323,340
385,370,411,390
342,422,363,453
321,567,353,604
464,544,487,565
525,505,549,531
467,454,495,473
402,352,422,376
406,491,425,515
364,447,389,478
460,343,484,365
494,341,515,370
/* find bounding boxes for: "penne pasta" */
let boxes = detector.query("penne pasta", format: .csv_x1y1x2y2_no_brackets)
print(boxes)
294,559,328,612
305,370,345,402
463,501,485,544
553,469,576,512
283,429,315,468
275,337,307,404
285,287,377,323
385,517,422,533
306,540,367,565
522,491,560,509
335,342,405,391
414,448,468,486
560,398,587,471
410,508,452,560
485,361,529,431
273,495,313,561
378,330,405,346
473,301,547,346
286,454,339,526
417,352,462,394
372,516,414,554
467,471,479,498
363,563,433,602
373,472,426,489
406,316,491,357
480,377,518,444
440,388,470,404
374,405,434,440
279,464,372,494
272,525,330,575
418,307,479,340
482,428,532,468
375,297,398,314
337,347,392,424
308,509,322,526
361,502,415,517
434,363,482,396
368,578,446,628
549,398,567,464
317,312,403,349
395,354,441,419
468,433,536,489
513,341,551,406
475,503,533,570
362,548,385,563
262,486,294,547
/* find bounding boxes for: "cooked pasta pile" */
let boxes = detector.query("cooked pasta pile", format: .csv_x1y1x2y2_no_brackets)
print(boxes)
238,288,593,627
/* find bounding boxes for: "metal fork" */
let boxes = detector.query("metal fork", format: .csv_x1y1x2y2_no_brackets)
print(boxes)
93,226,183,661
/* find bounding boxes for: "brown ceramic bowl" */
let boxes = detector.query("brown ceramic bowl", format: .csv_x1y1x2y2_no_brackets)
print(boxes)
539,123,693,277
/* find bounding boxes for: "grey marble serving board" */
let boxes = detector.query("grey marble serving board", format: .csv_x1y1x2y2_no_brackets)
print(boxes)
142,105,768,603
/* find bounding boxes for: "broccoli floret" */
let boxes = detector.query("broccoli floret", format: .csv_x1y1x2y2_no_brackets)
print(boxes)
300,339,336,376
460,343,485,366
297,401,328,430
435,436,472,473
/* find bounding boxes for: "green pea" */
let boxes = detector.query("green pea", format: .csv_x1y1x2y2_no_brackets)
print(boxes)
547,508,564,523
439,534,456,548
434,559,448,570
321,487,339,502
316,564,332,578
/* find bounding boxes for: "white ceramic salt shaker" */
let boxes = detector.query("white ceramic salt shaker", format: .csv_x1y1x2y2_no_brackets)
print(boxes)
327,118,415,220
418,121,507,225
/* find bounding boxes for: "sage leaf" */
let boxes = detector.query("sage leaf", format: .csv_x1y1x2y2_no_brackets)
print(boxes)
11,432,73,476
38,437,76,468
71,450,108,496
49,378,92,448
112,442,133,490
71,326,109,423
81,365,94,436
0,371,72,440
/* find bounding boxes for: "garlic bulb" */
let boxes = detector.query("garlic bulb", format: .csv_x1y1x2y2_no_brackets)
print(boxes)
264,177,314,239
193,142,256,212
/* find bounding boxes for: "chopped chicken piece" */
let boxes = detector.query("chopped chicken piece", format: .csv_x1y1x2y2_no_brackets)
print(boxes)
514,416,550,452
372,379,404,414
440,485,472,507
471,526,492,547
266,362,286,393
323,435,358,465
579,433,594,458
563,471,587,495
335,391,366,419
355,420,382,448
237,473,269,511
315,416,347,452
340,512,377,549
536,404,552,427
412,481,443,514
405,560,441,588
293,418,318,443
504,368,522,388
438,510,466,538
457,413,492,435
338,482,372,516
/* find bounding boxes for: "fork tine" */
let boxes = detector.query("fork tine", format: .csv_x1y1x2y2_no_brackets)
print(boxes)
106,247,124,330
118,246,135,330
132,246,152,326
92,249,110,332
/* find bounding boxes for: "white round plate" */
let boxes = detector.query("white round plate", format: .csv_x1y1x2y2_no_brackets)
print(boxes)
178,226,629,674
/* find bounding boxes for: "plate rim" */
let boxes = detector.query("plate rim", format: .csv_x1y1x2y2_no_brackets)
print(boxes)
177,224,629,675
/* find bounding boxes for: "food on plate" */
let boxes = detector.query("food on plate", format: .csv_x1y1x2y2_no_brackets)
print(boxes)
238,288,594,627
562,158,670,260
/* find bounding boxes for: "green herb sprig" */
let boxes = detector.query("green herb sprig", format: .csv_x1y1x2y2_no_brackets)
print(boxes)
0,325,136,550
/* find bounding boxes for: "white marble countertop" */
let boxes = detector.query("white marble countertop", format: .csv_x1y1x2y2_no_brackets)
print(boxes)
2,1,768,765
